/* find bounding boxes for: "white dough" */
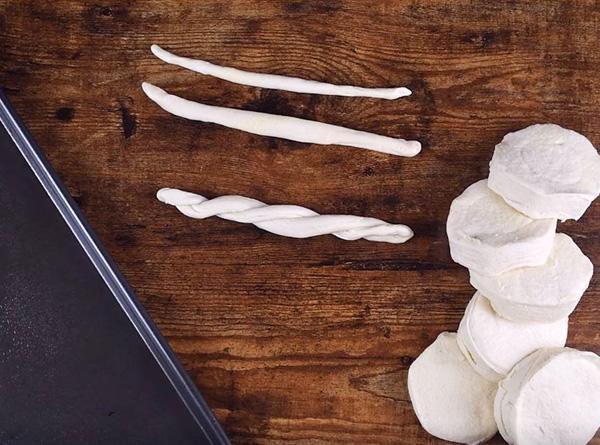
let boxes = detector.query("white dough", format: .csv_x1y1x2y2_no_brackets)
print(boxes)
408,332,498,444
151,45,412,100
157,188,414,243
470,233,593,322
489,124,600,221
446,179,557,276
495,347,600,445
141,83,421,157
456,292,568,382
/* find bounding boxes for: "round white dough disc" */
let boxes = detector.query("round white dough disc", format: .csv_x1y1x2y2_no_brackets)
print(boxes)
495,347,600,445
489,123,600,221
408,332,498,444
446,179,557,276
457,292,568,381
470,233,593,322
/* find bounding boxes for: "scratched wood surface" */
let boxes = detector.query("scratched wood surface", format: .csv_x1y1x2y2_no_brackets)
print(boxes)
1,1,600,443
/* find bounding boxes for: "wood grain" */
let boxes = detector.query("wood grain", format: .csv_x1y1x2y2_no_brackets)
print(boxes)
2,1,600,443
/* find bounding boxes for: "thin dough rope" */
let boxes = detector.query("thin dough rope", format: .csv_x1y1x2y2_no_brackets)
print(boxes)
142,83,421,157
157,188,414,244
151,44,412,100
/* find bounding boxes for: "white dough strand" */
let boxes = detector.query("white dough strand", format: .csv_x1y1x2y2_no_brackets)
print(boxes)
157,188,413,244
151,44,412,100
141,83,421,157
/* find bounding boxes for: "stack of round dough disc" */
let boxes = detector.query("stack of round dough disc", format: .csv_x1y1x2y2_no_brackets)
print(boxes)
446,179,556,276
410,124,600,444
456,292,568,382
469,233,593,322
408,333,498,444
488,124,600,221
495,348,600,445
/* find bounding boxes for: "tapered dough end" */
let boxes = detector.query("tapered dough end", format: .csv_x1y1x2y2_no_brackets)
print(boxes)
408,332,498,444
390,86,412,98
156,187,176,204
141,82,169,102
151,44,176,63
156,188,204,206
400,140,422,157
363,224,414,243
400,225,415,240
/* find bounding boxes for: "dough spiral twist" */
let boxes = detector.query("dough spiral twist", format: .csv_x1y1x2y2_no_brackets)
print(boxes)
157,188,413,244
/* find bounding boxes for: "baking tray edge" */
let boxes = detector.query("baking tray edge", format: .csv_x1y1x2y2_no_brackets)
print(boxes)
0,90,230,445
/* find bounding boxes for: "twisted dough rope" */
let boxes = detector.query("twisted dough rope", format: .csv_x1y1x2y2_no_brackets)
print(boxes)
157,188,414,244
151,44,412,100
142,83,421,157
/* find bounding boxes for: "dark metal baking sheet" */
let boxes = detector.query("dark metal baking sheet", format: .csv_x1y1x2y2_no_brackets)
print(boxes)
0,90,230,445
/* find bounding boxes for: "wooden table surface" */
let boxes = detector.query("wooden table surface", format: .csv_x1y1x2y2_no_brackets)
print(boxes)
2,1,599,443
